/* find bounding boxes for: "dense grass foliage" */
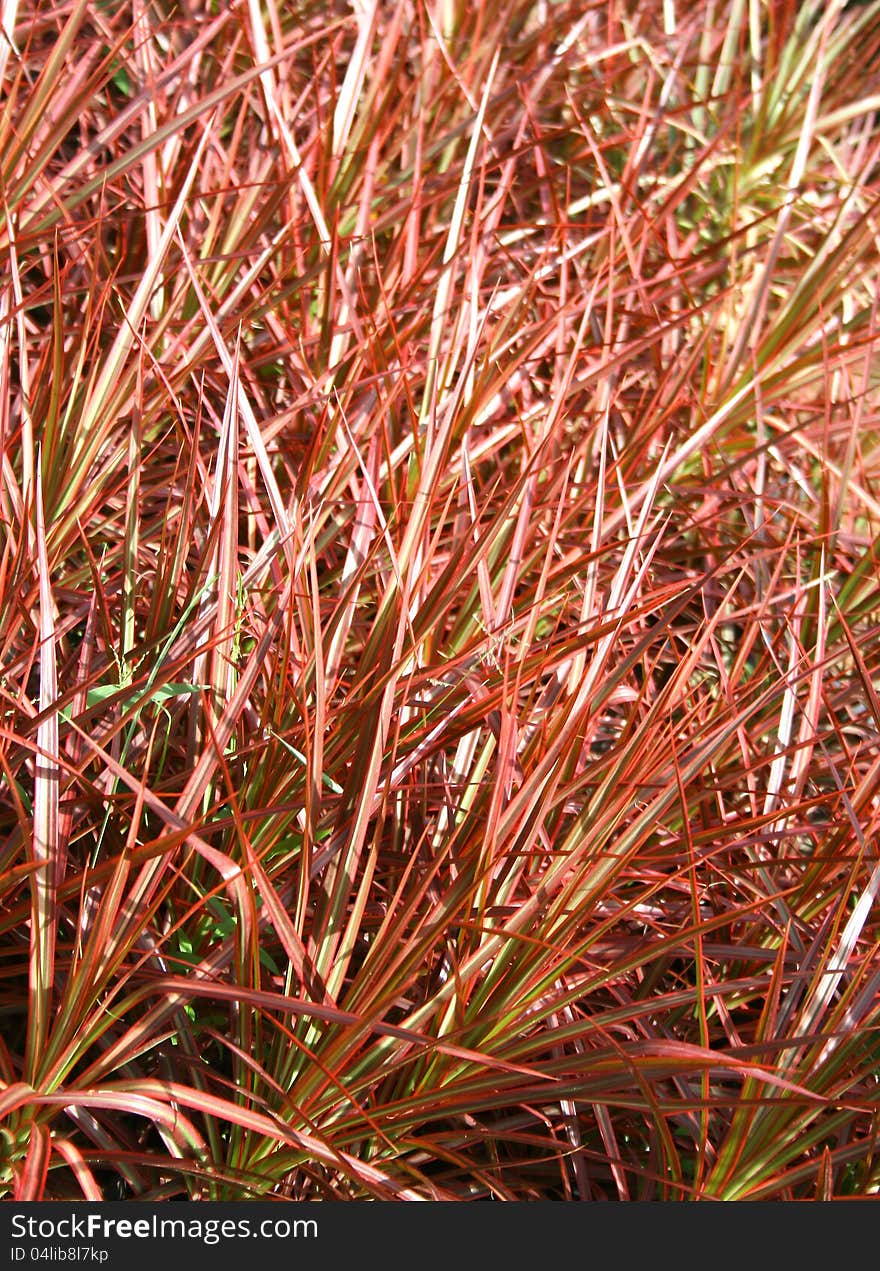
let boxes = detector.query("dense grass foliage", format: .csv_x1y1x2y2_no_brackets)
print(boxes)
2,0,880,1199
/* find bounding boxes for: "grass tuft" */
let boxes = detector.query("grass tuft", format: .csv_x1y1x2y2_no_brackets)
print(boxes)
2,0,880,1200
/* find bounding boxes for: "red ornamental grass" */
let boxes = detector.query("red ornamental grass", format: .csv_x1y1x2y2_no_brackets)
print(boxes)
1,0,880,1200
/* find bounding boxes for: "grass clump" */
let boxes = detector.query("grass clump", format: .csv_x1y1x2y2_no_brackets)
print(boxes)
1,0,880,1200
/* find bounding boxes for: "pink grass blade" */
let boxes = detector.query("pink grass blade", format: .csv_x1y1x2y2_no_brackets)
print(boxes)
26,471,60,1082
